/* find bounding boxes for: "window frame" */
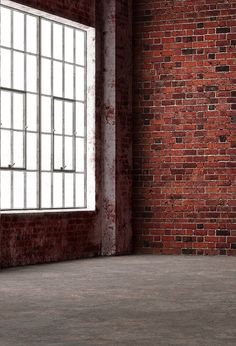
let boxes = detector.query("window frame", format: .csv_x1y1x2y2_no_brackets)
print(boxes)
0,0,95,214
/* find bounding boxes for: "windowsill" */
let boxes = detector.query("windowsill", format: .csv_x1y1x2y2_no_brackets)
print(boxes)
0,208,96,215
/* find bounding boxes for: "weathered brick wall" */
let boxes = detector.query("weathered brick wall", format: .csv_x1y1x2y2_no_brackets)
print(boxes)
133,0,236,255
0,0,100,268
0,0,133,268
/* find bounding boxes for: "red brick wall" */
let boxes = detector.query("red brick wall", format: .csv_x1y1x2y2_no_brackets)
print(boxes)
0,0,100,268
133,0,236,255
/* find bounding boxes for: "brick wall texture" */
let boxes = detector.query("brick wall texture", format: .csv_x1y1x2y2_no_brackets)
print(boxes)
0,0,99,268
133,0,236,255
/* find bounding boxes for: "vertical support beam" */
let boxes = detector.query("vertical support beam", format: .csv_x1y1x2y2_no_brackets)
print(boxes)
101,0,116,255
101,0,132,255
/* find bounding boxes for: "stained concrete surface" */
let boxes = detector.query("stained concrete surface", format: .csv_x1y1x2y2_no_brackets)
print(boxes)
0,255,236,346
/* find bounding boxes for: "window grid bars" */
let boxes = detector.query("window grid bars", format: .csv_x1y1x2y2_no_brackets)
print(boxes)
0,4,87,211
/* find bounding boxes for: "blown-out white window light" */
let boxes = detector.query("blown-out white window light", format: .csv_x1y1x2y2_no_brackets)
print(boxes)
0,0,95,213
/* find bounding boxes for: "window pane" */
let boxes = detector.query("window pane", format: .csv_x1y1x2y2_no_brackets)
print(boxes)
76,66,84,101
76,102,84,137
41,19,51,57
41,134,51,170
41,96,51,133
1,7,11,47
65,173,74,208
54,135,63,170
76,174,84,207
0,171,11,209
65,136,73,170
1,130,11,167
13,93,24,130
41,172,51,208
1,48,11,88
13,131,24,168
41,58,51,95
13,171,24,209
65,101,73,135
76,138,84,172
13,51,24,90
53,173,62,208
1,90,11,128
54,99,63,134
53,61,63,97
26,15,37,53
64,63,74,99
13,11,24,51
64,27,74,63
53,23,63,60
26,55,37,92
75,30,85,66
26,94,37,132
26,172,37,208
27,132,37,170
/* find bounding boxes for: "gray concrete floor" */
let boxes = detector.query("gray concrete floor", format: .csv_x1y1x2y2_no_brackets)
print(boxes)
0,256,236,346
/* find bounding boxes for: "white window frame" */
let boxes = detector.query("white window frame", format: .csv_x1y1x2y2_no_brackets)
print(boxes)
0,0,95,213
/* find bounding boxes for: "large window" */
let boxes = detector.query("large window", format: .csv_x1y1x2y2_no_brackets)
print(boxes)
0,0,95,212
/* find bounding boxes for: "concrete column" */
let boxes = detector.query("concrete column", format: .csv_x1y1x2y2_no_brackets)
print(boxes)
101,0,133,255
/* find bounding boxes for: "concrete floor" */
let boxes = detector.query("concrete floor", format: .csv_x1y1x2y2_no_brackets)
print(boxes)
0,256,236,346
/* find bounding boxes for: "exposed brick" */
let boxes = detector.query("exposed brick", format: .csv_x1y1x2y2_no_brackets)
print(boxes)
215,65,229,72
182,48,196,55
216,27,230,34
216,230,230,236
133,0,236,257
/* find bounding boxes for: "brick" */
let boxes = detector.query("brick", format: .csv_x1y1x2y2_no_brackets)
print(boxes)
216,27,230,34
182,48,196,55
133,0,236,257
215,65,229,72
216,230,230,236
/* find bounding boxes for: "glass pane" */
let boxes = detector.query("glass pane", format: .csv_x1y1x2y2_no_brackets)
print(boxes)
76,66,84,101
53,61,63,97
1,91,11,128
27,94,37,131
13,11,24,51
26,15,37,53
41,96,51,133
26,55,37,93
13,51,24,90
41,134,51,170
0,130,11,167
65,137,73,170
54,99,63,134
1,48,11,88
76,138,84,172
53,173,62,208
53,23,63,60
27,132,37,170
41,172,51,208
76,174,84,207
13,93,24,130
26,172,37,209
65,173,74,208
1,7,11,47
0,171,11,209
54,135,63,170
41,58,51,95
76,102,84,137
13,171,24,209
64,63,74,99
65,101,73,135
75,30,85,66
41,19,51,57
13,131,24,168
64,27,74,63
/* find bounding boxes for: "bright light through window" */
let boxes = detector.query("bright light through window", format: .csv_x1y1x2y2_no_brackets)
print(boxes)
0,0,95,213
